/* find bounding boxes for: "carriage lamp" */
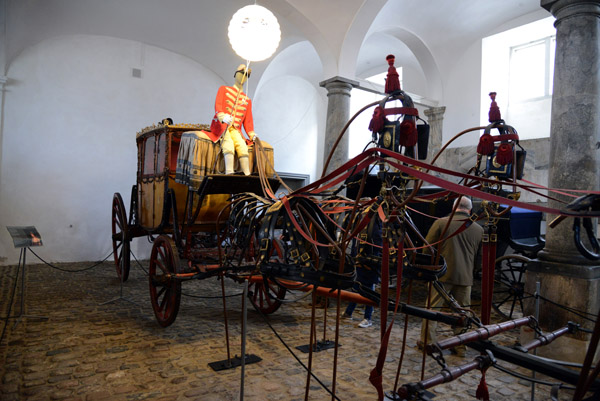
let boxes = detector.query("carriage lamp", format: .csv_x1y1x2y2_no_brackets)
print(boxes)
228,4,281,62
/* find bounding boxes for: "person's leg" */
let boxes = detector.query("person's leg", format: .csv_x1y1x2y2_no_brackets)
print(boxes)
420,283,451,344
450,285,471,335
449,285,471,356
363,281,375,321
344,281,361,317
344,302,357,317
221,131,235,174
364,305,373,321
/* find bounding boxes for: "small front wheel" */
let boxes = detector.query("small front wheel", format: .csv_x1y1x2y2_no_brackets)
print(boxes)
149,235,182,327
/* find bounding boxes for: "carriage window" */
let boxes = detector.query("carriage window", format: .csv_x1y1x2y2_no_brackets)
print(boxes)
156,134,166,174
143,136,156,175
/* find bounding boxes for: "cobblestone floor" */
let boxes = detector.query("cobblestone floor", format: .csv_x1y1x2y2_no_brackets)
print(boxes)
0,259,580,400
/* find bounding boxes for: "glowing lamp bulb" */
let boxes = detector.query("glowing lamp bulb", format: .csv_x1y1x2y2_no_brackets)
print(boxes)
228,5,281,62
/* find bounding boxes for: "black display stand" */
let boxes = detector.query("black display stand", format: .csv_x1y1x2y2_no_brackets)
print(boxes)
99,265,136,306
5,226,49,328
296,340,340,353
384,389,436,400
209,280,261,371
208,354,262,371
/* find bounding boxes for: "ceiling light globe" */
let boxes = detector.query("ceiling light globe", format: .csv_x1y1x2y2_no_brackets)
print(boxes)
228,5,281,62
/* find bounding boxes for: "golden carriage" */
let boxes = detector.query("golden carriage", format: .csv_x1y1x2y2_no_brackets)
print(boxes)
111,121,279,326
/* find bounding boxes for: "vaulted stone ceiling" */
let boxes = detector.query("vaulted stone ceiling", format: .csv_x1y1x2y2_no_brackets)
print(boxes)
2,0,544,85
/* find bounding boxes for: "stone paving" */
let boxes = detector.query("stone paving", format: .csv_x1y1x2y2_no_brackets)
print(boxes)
0,259,579,400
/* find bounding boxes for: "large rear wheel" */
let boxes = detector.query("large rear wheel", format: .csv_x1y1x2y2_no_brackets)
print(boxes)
112,193,131,281
149,235,182,327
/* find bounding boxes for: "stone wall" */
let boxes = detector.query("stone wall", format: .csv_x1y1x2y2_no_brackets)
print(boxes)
440,137,551,205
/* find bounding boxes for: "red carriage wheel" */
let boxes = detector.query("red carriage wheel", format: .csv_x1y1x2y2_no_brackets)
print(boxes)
248,239,287,314
111,193,131,281
149,235,182,327
248,278,287,314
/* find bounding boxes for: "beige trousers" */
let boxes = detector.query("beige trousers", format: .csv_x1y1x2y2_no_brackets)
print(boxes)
420,283,471,344
221,126,249,158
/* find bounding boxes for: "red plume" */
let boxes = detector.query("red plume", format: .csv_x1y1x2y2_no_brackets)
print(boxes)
495,143,513,165
399,118,418,147
369,106,385,133
385,54,401,94
476,371,490,401
477,133,495,155
488,92,501,122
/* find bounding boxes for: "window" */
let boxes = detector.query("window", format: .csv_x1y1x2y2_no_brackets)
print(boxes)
366,70,403,90
481,17,555,140
509,36,555,103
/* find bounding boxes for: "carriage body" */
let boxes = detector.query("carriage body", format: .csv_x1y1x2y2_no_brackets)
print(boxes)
111,122,279,326
135,124,231,233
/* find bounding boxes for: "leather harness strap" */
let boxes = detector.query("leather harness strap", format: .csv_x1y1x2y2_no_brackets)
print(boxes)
480,224,498,325
369,226,407,401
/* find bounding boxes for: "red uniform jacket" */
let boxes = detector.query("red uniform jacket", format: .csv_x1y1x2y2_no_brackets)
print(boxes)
207,85,255,143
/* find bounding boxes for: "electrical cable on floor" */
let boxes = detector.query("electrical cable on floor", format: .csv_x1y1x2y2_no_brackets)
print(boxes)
27,248,113,272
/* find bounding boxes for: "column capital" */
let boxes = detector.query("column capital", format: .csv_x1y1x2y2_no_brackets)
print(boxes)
319,76,359,93
541,0,600,21
424,106,446,120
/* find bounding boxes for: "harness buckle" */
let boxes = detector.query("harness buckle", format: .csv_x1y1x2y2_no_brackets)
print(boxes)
482,233,490,243
290,248,300,260
508,192,521,201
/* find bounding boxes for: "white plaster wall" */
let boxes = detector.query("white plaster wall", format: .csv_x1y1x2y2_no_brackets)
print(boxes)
0,35,223,266
254,76,323,182
439,40,484,149
253,41,325,182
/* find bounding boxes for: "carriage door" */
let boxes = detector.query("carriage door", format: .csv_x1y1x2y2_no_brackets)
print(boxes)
153,133,167,228
139,135,156,229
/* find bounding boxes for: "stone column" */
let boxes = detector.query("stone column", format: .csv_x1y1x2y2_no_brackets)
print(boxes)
319,76,359,177
423,106,446,164
523,0,600,362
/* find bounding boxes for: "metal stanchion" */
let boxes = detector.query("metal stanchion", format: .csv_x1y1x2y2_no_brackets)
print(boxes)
531,281,540,401
5,227,48,327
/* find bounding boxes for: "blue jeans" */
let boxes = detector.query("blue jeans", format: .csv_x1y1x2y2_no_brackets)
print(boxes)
344,268,378,320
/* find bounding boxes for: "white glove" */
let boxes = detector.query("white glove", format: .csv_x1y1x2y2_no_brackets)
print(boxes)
252,134,258,142
221,114,233,125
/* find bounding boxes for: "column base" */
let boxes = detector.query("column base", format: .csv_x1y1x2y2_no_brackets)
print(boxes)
522,259,600,363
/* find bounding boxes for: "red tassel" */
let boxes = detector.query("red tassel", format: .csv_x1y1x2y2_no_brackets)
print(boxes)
385,54,401,94
495,143,513,165
399,118,417,147
369,106,385,133
488,92,501,122
476,370,490,401
477,133,495,155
